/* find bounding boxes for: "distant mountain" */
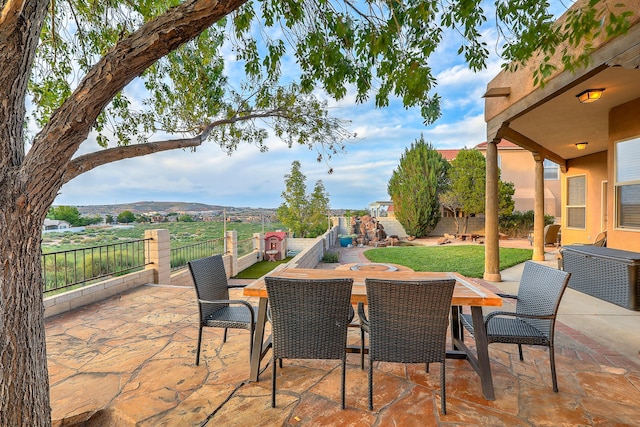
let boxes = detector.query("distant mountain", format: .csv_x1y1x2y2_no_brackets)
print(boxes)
74,201,262,216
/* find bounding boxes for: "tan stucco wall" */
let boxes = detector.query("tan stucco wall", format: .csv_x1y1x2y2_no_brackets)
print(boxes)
562,151,607,245
608,97,640,251
485,0,640,122
499,149,561,217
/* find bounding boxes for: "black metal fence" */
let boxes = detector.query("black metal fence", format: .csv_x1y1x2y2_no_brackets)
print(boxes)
169,237,258,271
237,237,255,258
42,238,152,294
170,238,225,271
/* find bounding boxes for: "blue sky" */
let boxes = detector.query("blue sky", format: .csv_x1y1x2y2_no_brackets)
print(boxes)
49,4,564,210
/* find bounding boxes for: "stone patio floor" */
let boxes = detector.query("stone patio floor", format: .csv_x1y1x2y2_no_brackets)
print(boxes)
47,241,640,426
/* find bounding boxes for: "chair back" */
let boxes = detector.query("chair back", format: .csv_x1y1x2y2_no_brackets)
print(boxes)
265,277,353,360
365,278,455,364
188,255,230,322
592,231,607,247
515,261,571,337
543,224,561,245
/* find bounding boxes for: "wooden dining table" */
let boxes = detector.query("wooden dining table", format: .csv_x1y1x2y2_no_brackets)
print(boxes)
243,266,503,400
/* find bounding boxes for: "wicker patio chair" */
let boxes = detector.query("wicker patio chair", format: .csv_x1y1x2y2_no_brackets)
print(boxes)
528,224,561,247
188,255,257,366
359,278,455,414
460,261,570,392
265,276,354,409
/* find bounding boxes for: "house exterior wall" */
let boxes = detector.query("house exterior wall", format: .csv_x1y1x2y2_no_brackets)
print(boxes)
475,143,561,218
498,148,561,217
608,97,640,251
562,151,608,246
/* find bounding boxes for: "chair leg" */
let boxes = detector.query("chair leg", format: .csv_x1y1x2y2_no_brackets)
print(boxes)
223,328,228,343
279,358,283,368
518,344,524,361
368,358,374,410
272,354,277,408
341,356,346,409
549,345,559,392
360,328,365,370
440,361,446,415
426,363,430,373
195,325,203,366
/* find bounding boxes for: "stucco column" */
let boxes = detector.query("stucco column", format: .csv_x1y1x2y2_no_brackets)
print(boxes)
145,229,170,285
226,230,238,276
484,139,501,282
254,232,264,261
532,155,546,261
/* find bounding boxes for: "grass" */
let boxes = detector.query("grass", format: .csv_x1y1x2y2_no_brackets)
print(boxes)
42,221,286,253
232,257,293,279
363,245,533,278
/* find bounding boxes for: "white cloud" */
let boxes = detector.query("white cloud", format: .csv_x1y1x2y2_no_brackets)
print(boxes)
53,6,514,210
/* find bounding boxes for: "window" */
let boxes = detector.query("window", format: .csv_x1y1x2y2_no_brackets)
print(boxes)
615,137,640,229
566,175,586,229
543,159,559,180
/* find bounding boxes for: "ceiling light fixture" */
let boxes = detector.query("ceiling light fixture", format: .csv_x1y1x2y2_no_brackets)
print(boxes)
575,142,588,150
576,88,605,103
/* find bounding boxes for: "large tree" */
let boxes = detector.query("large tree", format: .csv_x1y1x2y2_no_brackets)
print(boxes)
0,1,633,424
388,136,449,238
440,148,515,233
276,160,329,237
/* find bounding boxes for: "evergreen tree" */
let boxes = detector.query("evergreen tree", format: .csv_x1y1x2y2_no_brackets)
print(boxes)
387,137,449,237
308,180,330,237
277,161,330,237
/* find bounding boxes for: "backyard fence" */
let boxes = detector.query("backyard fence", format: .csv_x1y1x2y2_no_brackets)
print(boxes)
170,238,225,271
42,238,152,294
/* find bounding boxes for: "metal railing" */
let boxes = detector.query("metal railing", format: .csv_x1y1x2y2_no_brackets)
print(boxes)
42,238,152,294
237,237,255,258
170,238,225,271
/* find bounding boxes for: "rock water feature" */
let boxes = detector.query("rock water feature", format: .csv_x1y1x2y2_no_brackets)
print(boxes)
349,215,399,247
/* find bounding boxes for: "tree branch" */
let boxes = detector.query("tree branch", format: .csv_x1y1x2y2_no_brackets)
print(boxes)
63,135,203,183
62,109,288,183
23,0,248,193
0,0,27,27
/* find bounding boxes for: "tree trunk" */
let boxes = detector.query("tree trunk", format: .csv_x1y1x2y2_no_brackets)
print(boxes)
1,188,51,426
0,1,250,425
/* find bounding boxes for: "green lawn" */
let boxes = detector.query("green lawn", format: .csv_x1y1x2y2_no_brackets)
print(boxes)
363,245,533,278
232,257,293,279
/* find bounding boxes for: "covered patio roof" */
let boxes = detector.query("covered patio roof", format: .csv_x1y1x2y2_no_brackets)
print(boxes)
485,1,640,165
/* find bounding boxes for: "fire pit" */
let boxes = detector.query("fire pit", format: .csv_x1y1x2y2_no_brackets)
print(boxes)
349,263,399,272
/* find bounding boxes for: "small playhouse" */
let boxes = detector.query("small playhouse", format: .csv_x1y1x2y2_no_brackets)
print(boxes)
264,231,287,261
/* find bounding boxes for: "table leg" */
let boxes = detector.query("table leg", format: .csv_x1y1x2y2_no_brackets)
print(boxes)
249,297,269,382
450,306,461,350
471,306,495,400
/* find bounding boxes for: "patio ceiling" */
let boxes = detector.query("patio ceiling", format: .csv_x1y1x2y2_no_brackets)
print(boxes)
485,20,640,167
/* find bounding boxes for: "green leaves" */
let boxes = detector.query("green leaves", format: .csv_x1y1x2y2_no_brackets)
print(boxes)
26,0,635,153
387,136,449,237
277,161,330,237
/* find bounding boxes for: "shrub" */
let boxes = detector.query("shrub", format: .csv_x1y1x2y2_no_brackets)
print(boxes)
499,210,554,238
322,250,340,263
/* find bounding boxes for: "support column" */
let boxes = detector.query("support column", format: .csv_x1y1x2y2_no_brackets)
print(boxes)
254,232,264,262
226,230,238,276
484,139,501,282
145,229,170,285
532,154,546,261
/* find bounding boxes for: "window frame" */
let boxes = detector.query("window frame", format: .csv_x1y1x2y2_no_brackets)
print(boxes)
566,174,587,230
614,136,640,231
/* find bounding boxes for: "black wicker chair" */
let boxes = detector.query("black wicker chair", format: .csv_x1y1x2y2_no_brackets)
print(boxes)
461,261,570,392
188,255,257,366
359,278,455,413
265,276,354,409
